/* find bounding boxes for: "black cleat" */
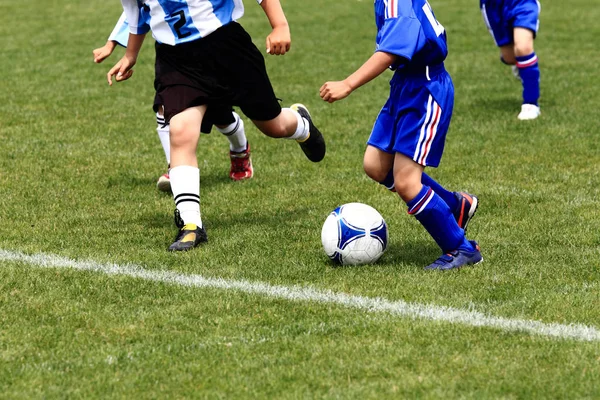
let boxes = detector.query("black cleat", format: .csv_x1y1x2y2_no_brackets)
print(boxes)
453,192,479,233
168,223,208,252
174,209,185,229
291,103,326,162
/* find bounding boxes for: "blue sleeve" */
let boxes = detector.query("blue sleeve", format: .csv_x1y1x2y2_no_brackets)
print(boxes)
121,0,151,35
376,17,426,68
108,13,130,47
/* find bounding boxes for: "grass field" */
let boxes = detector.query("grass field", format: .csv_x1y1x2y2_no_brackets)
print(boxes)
1,0,600,398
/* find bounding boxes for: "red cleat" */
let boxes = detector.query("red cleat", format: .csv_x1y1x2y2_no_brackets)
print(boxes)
229,144,253,181
157,173,171,192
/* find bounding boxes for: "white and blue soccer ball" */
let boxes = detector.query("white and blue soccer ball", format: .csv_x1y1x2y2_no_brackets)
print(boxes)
321,203,388,266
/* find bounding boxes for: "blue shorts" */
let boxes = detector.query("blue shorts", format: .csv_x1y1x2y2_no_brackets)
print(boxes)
367,64,454,168
480,0,541,47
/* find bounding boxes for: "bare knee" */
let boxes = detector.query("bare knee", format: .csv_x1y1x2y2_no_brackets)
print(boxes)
514,41,534,57
363,159,388,183
393,178,414,199
169,120,196,147
499,45,516,64
513,27,535,57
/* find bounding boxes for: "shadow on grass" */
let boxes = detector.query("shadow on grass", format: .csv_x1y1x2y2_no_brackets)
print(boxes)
323,239,440,271
105,168,236,192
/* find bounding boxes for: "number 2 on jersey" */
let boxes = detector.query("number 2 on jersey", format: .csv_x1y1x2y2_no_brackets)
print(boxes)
173,10,191,39
422,0,444,36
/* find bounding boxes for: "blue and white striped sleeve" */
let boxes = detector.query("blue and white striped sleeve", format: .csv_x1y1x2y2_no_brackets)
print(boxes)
107,12,129,47
120,0,150,35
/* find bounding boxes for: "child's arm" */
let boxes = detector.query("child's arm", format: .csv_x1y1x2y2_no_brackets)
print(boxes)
258,0,291,55
93,12,129,63
106,33,146,85
106,1,149,85
320,51,398,103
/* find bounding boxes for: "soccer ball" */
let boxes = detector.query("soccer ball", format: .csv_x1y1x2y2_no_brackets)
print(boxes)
321,203,388,266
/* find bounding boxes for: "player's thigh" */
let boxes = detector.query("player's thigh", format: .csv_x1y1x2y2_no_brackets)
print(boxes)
363,145,394,182
169,105,207,144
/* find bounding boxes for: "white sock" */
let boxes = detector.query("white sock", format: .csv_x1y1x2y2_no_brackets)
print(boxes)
216,112,247,153
169,166,202,228
156,113,171,165
284,108,309,141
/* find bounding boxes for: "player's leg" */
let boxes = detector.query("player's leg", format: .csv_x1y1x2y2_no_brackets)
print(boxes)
215,112,247,153
390,69,480,269
421,173,479,232
251,106,326,163
481,1,520,78
214,113,253,181
216,23,324,162
206,105,253,181
513,27,540,120
499,45,517,66
395,154,481,270
155,110,172,192
370,149,476,256
167,105,208,251
364,145,394,185
509,0,541,119
375,167,479,232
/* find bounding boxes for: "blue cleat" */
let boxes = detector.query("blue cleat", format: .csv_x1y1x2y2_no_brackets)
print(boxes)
453,192,478,232
425,241,483,271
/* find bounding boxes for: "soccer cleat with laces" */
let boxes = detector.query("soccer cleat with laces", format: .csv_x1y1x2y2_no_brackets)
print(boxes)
425,241,483,271
168,223,208,251
453,192,478,232
229,143,253,181
290,103,326,162
517,104,540,120
157,172,171,193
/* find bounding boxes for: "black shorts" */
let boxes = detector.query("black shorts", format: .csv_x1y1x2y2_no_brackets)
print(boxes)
153,22,281,124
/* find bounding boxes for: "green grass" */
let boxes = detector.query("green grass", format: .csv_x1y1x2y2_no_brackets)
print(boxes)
1,0,600,398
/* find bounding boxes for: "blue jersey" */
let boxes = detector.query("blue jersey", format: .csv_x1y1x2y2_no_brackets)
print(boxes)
374,0,448,71
121,0,261,46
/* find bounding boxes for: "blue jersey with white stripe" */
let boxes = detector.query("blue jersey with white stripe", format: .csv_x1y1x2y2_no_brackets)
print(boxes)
121,0,261,46
374,0,448,70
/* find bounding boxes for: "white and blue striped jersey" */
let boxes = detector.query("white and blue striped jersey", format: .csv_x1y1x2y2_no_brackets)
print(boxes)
108,12,130,47
121,0,263,46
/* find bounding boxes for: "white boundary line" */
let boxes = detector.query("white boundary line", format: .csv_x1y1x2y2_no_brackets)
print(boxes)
2,249,599,342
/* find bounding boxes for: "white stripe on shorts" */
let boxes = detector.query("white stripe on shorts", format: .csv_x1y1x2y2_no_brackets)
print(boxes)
415,96,441,166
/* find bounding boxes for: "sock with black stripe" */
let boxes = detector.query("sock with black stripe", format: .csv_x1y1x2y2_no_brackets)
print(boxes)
216,112,247,153
170,165,202,228
156,112,171,165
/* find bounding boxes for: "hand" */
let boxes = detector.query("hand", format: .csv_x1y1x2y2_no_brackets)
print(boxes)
320,80,353,103
93,41,117,63
266,25,291,55
106,54,136,86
